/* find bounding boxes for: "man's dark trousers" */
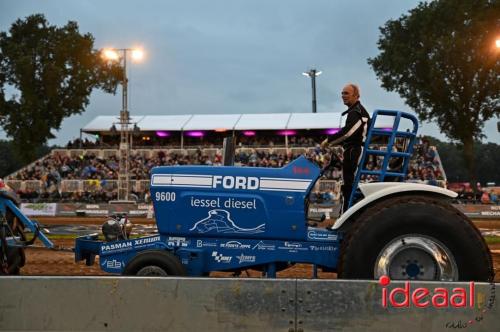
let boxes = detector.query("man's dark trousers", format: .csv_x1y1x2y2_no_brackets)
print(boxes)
341,145,362,213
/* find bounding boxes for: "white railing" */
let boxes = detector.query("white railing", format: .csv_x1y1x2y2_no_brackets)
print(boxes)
5,179,149,193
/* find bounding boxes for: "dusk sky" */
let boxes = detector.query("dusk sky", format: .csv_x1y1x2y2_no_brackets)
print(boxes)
1,0,498,145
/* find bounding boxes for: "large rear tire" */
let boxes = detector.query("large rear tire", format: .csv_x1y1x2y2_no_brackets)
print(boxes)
122,250,186,276
338,195,493,281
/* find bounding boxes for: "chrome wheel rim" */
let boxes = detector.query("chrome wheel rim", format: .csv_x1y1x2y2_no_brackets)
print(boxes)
374,235,459,281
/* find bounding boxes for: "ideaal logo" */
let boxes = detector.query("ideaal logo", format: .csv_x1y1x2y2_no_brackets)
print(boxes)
379,274,497,328
379,275,475,308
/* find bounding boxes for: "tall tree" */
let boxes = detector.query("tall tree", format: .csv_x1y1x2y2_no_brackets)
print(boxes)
0,14,122,162
0,140,51,178
369,0,499,189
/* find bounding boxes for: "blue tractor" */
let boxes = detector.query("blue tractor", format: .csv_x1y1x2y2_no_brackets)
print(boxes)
0,110,493,281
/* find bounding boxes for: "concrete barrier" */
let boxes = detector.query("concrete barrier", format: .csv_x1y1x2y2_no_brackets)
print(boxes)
0,277,498,331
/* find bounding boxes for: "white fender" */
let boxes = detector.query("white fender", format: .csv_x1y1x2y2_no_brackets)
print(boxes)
331,182,457,230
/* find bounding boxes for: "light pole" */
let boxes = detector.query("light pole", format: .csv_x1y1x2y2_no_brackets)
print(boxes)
302,69,322,113
102,48,144,201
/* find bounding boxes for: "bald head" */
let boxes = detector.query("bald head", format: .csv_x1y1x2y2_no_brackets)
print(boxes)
341,83,360,107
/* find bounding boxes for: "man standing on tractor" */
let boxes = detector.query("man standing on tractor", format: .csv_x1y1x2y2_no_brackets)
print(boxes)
321,84,370,214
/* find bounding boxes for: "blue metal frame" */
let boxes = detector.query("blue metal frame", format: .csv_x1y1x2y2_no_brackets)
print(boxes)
0,196,54,249
347,110,418,209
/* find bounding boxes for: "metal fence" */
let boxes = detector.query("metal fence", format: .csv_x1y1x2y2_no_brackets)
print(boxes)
0,277,497,331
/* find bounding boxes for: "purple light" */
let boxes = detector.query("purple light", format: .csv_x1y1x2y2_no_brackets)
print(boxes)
382,127,393,132
278,130,297,136
325,129,340,135
155,131,170,137
185,131,204,137
243,131,256,136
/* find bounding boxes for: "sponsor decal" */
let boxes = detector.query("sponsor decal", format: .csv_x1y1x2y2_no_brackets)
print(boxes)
190,197,257,210
101,236,161,253
309,207,334,213
167,237,189,247
379,275,475,308
309,245,336,251
278,241,308,252
129,210,149,216
151,174,311,192
134,236,161,246
252,241,276,251
212,251,232,263
292,166,310,174
59,211,77,216
196,240,217,248
20,203,57,216
86,204,100,209
220,241,251,249
102,259,124,270
101,241,133,253
481,211,500,216
190,209,265,234
307,230,338,241
236,253,256,264
76,209,109,216
212,176,259,190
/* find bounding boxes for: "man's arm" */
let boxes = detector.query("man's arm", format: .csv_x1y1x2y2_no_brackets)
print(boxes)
322,111,362,147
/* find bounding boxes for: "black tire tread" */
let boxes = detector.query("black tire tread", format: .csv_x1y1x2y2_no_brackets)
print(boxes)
123,250,186,276
338,195,493,281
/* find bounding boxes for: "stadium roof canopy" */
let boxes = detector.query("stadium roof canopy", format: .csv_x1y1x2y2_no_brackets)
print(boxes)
82,112,397,134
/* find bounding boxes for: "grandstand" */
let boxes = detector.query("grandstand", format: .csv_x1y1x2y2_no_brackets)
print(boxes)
4,112,447,204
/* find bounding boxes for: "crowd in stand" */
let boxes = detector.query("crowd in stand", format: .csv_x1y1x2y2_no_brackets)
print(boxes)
452,184,499,205
65,135,325,150
407,138,445,183
9,136,447,203
66,138,101,149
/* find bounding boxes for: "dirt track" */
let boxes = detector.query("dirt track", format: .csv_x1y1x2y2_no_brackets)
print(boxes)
19,217,500,281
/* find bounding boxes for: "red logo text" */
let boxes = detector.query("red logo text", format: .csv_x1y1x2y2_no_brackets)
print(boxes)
379,275,475,308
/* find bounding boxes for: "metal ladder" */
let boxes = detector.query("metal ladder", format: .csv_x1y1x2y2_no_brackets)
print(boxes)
347,110,419,209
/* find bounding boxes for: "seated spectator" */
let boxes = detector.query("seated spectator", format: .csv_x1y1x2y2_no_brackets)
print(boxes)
480,191,490,204
490,190,498,205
